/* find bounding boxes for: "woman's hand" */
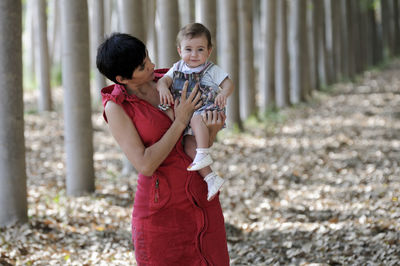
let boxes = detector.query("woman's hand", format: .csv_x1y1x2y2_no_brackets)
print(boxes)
202,110,226,146
174,81,202,127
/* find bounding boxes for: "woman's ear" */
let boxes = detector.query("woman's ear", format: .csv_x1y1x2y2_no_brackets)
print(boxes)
116,75,127,84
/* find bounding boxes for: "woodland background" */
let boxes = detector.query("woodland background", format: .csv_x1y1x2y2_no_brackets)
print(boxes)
0,0,400,265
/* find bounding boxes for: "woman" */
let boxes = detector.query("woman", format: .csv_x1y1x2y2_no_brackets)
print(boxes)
96,33,229,265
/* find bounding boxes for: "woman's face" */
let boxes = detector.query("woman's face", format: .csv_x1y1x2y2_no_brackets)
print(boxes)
178,35,212,68
131,54,155,83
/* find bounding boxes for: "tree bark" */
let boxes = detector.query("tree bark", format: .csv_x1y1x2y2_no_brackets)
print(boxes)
156,0,180,68
61,0,95,196
314,0,329,88
275,0,290,107
218,0,242,129
238,0,256,119
118,0,145,41
0,0,27,226
89,0,107,105
145,0,158,65
35,0,52,112
260,0,276,113
289,0,310,104
339,0,349,79
179,0,195,27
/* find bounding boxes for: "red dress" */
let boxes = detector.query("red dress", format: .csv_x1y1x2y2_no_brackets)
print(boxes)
101,70,229,266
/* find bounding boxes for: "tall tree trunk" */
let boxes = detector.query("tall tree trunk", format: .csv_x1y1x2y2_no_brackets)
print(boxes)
290,0,310,103
238,0,256,119
314,0,329,88
35,0,52,112
179,0,195,27
0,0,27,226
156,0,180,68
354,1,364,73
339,0,349,80
145,0,158,65
61,0,95,196
308,0,317,92
260,0,276,113
381,0,391,59
195,0,217,63
25,0,36,88
118,0,145,41
323,0,334,84
89,0,107,105
275,0,290,107
369,2,382,65
48,0,61,68
392,0,400,55
330,0,342,81
218,0,242,129
346,0,356,77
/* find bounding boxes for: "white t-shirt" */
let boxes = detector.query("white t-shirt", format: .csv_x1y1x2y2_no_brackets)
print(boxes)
165,60,229,88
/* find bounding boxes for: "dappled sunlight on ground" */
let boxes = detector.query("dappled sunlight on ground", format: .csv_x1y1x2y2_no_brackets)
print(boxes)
1,61,400,265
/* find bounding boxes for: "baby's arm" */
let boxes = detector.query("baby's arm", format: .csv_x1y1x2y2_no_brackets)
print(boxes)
157,75,174,106
214,77,234,108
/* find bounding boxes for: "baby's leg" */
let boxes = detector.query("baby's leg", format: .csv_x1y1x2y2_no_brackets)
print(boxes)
187,115,212,171
184,134,224,201
184,135,212,177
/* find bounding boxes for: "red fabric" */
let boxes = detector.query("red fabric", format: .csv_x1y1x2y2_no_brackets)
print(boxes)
101,72,229,265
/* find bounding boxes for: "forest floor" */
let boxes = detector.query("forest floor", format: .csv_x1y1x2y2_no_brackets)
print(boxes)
1,60,400,265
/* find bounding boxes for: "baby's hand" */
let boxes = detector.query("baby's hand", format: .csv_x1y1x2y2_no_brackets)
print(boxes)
158,86,174,106
214,93,228,108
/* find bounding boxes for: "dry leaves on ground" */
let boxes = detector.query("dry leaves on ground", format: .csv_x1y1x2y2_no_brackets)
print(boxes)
1,61,400,265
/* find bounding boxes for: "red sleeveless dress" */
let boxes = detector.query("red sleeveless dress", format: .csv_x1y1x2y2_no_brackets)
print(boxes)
101,70,229,266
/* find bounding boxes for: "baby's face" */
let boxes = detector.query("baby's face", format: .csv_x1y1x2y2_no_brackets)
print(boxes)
178,35,211,68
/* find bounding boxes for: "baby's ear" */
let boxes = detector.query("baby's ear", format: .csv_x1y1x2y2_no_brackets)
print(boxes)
177,47,182,57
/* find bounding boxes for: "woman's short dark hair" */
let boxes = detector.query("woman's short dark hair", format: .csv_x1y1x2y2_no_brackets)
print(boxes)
176,23,212,49
96,33,146,84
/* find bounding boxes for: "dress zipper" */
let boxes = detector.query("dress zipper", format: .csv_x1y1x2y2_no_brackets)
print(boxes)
154,178,159,203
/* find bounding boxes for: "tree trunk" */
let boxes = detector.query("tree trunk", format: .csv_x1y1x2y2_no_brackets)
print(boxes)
156,0,180,68
392,0,400,55
35,0,52,112
48,0,61,68
260,0,276,113
275,0,290,107
218,0,242,129
307,0,317,92
314,0,328,88
353,1,364,73
0,0,27,226
381,0,391,59
195,0,217,63
289,0,309,104
339,0,349,80
118,0,145,41
179,0,195,27
25,0,36,88
330,0,342,81
61,0,95,196
145,0,158,65
323,0,334,84
346,0,356,77
238,0,256,119
369,2,382,65
89,0,107,105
